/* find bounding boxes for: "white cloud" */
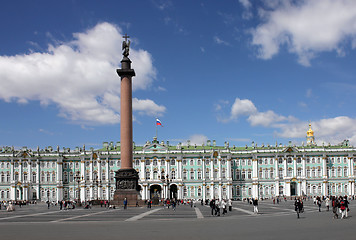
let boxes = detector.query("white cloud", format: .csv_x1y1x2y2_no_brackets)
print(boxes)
230,98,257,118
277,116,356,145
251,0,356,66
0,22,165,125
223,98,356,145
187,134,209,146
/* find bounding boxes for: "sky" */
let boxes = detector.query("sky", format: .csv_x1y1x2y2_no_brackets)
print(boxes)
1,0,356,150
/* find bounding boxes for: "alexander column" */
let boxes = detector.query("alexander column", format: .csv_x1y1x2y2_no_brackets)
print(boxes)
113,34,139,206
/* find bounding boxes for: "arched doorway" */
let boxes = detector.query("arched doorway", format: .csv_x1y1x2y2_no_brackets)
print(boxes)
290,182,297,196
169,184,178,199
150,185,162,205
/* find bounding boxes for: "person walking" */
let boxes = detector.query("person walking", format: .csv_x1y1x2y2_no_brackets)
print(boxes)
253,198,258,214
332,196,339,219
317,197,322,212
215,199,220,216
221,199,227,215
344,195,349,218
123,198,128,209
210,199,215,216
294,198,302,218
340,197,347,219
228,199,232,212
325,196,330,211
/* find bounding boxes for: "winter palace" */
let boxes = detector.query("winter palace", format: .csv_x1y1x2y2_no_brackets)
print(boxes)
0,124,355,202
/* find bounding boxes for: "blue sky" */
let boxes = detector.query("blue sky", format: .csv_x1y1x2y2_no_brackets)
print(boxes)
1,0,356,150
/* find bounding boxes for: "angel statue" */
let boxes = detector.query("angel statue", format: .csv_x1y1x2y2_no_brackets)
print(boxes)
122,34,130,57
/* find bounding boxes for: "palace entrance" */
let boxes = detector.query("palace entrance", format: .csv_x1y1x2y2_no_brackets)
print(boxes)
169,184,178,199
150,185,162,205
290,182,297,196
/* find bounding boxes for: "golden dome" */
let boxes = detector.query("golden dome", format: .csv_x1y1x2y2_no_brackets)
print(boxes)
307,123,314,137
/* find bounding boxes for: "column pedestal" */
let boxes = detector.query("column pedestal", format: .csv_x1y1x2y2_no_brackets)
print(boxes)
113,169,141,206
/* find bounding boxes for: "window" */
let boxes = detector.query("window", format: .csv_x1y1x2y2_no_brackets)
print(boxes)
247,171,252,179
135,160,140,166
297,158,301,164
171,159,176,165
297,169,302,177
52,173,56,182
287,158,292,164
214,169,218,178
258,159,263,164
190,170,194,179
198,188,202,197
205,169,210,179
318,169,322,177
344,168,348,177
279,169,283,178
198,171,202,179
183,171,187,180
146,170,150,180
306,169,310,178
270,169,274,179
222,169,226,179
0,173,4,182
259,169,263,178
47,172,51,182
236,170,240,180
117,161,121,167
241,171,245,180
63,172,68,183
182,160,187,165
146,160,150,165
247,160,252,166
153,160,158,166
190,160,194,165
32,172,36,182
288,168,292,177
171,170,176,179
278,158,283,164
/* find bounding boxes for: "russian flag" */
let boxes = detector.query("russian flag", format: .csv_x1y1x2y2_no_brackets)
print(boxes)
156,118,163,126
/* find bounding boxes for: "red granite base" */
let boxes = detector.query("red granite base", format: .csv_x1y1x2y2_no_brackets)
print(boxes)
113,189,141,207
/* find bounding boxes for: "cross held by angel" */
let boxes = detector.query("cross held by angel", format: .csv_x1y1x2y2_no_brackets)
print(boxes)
122,34,130,57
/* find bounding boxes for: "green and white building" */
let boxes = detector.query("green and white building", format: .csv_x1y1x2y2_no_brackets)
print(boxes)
1,125,356,202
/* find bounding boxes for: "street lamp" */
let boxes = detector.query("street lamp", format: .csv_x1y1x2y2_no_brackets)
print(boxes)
74,172,82,206
161,174,171,199
94,176,101,201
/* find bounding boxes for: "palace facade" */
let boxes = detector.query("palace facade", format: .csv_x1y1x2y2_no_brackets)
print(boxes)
0,125,356,202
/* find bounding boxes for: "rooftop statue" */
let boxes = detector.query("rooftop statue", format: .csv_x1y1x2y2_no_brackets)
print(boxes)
122,34,130,58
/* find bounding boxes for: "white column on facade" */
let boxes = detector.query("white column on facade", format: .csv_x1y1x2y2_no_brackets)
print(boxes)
285,181,291,196
177,184,182,199
28,160,32,184
97,157,102,200
293,157,297,177
202,184,206,201
210,160,214,180
202,159,206,180
302,156,306,178
283,157,287,178
252,158,258,199
210,183,214,199
36,159,40,200
10,160,14,183
218,184,222,200
227,157,232,181
218,158,222,180
177,157,182,179
140,158,145,180
89,158,93,200
19,161,23,182
227,184,232,199
23,186,28,201
56,158,63,201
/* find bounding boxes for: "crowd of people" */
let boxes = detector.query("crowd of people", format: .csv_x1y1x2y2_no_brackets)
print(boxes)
209,199,233,216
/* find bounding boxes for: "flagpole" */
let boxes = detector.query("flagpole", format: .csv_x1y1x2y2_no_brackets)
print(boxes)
155,118,158,139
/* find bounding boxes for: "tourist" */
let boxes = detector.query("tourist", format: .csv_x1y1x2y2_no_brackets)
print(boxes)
317,197,322,212
123,198,127,209
228,199,232,212
210,199,215,216
253,198,258,214
215,199,220,216
221,199,227,215
325,196,330,211
294,198,302,218
339,197,347,219
332,196,339,219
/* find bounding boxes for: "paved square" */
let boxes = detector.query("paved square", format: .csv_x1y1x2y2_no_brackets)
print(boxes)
0,200,355,240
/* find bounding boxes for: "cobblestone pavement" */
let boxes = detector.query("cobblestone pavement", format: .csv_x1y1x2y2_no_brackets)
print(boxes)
0,200,355,240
